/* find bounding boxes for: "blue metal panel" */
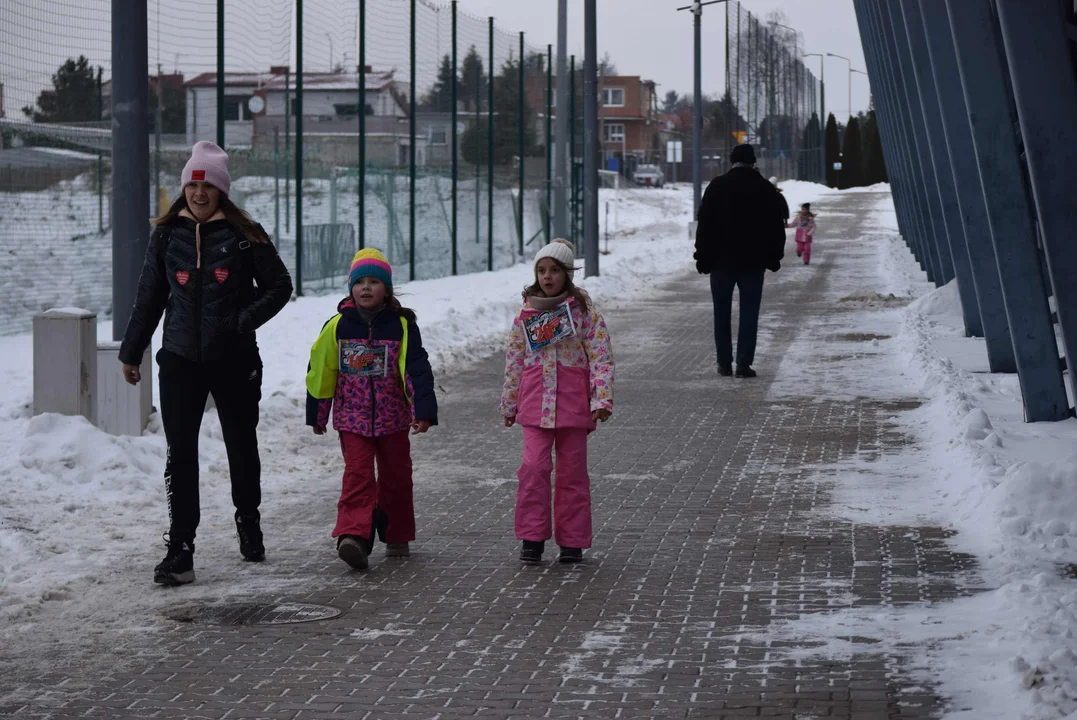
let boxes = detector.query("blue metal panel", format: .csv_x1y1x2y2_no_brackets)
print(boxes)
899,0,983,338
857,0,931,276
995,0,1077,405
917,0,1016,372
947,0,1069,421
884,0,955,285
867,0,941,283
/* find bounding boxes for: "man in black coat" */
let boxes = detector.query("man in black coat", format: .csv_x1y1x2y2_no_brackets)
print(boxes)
693,144,786,378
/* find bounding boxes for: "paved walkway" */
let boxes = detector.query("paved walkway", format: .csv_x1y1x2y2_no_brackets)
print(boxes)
1,192,979,719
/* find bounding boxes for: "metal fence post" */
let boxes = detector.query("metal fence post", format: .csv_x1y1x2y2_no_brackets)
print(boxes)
359,0,366,251
451,1,458,274
947,0,1069,421
285,67,291,233
995,0,1077,405
111,0,149,342
217,0,225,147
295,0,304,296
916,0,1014,371
554,0,569,241
546,43,553,245
899,0,982,336
583,0,599,276
274,128,281,244
569,54,576,248
518,31,525,259
885,0,953,285
487,17,495,272
409,0,417,281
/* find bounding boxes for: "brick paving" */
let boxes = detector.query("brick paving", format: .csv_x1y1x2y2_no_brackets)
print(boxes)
1,192,981,718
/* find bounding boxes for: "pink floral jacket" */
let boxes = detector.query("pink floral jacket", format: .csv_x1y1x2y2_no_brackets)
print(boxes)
499,296,614,430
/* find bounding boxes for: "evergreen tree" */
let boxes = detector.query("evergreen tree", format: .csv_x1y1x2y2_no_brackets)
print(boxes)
864,119,888,185
706,90,746,147
825,112,840,188
800,112,821,181
23,56,98,123
841,116,863,189
423,54,457,112
461,57,538,166
662,90,681,114
459,46,485,113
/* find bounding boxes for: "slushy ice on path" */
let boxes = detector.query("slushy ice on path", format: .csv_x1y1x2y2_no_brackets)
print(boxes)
0,192,981,719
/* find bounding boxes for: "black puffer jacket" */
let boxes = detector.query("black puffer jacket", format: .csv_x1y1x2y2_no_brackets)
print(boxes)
694,166,787,274
119,211,293,365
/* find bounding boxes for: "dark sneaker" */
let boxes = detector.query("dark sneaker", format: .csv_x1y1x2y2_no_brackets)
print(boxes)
154,537,195,586
236,515,265,562
337,535,369,570
559,547,583,564
718,363,733,377
735,365,757,378
386,542,410,558
520,540,544,565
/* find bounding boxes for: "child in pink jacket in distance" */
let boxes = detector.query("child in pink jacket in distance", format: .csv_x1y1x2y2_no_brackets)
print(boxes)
788,202,817,265
500,239,615,565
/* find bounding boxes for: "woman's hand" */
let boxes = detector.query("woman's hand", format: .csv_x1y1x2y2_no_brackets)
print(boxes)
592,408,611,423
504,415,517,427
411,420,431,435
312,425,327,435
122,364,141,386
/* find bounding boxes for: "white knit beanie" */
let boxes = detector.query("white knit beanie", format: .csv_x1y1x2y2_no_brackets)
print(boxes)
533,238,577,278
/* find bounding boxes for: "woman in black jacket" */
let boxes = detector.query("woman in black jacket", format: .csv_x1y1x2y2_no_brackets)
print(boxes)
119,141,293,586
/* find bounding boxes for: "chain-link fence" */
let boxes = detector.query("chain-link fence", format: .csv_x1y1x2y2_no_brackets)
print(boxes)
1,0,560,333
726,1,823,183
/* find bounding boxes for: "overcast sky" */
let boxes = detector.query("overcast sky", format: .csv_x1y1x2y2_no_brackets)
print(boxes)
455,0,871,121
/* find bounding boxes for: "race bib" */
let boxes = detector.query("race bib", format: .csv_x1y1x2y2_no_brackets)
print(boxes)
524,303,577,353
339,341,389,377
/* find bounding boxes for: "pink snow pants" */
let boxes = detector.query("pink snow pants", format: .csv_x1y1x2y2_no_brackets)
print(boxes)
335,431,415,543
795,228,812,264
515,426,592,548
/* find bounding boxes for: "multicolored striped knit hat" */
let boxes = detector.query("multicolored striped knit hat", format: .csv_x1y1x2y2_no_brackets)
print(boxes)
349,248,392,291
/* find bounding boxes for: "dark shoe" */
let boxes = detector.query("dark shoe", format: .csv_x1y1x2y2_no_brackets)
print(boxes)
796,251,802,257
735,365,757,378
154,536,195,586
559,547,583,564
337,535,369,570
717,363,733,377
386,542,410,558
520,540,544,565
236,515,265,562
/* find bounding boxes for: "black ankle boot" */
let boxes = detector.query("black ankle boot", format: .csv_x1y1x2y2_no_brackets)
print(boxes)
236,515,265,562
520,540,544,565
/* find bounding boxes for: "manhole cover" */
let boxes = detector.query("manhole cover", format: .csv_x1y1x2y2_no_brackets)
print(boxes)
167,602,342,626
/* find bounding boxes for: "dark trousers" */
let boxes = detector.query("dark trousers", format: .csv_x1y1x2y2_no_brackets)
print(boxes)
710,268,766,368
158,348,263,543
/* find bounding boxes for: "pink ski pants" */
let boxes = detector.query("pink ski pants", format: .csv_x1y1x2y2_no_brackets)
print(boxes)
515,426,592,548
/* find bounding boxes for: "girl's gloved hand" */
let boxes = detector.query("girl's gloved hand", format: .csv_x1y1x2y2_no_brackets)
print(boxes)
312,425,327,435
504,415,517,428
592,409,611,423
411,420,431,435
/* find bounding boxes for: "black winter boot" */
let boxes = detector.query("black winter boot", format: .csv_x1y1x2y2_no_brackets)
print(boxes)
520,540,544,565
337,535,369,570
154,536,195,586
558,547,583,564
236,514,265,562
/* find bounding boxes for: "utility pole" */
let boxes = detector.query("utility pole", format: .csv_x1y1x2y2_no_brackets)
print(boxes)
583,0,598,276
677,0,730,219
554,0,569,240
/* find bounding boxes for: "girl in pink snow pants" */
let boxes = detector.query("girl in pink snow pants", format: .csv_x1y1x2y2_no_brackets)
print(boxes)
788,202,817,265
500,239,615,565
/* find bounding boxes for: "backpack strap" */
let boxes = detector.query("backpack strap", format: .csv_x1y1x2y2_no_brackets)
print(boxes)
398,316,412,404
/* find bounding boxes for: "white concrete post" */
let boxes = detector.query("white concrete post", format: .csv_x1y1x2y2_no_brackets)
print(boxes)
96,341,153,436
32,308,97,425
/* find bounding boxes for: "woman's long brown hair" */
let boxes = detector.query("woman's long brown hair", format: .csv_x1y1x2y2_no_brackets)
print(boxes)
523,259,591,311
154,192,269,244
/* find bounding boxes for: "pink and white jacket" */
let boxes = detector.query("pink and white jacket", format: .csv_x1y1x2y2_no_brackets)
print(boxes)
499,296,614,431
792,212,816,241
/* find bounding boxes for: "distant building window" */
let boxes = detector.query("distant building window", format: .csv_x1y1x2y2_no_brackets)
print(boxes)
334,103,376,117
222,95,251,122
603,123,625,142
602,87,624,107
429,125,448,145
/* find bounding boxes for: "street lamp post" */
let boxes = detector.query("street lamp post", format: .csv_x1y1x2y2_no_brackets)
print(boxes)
827,52,852,123
326,33,334,71
677,0,731,219
851,67,870,108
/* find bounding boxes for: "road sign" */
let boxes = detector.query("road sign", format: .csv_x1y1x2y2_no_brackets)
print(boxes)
667,140,683,163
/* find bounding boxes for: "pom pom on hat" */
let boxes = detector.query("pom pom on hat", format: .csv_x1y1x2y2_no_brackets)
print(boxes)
349,248,393,290
181,141,231,196
533,238,577,278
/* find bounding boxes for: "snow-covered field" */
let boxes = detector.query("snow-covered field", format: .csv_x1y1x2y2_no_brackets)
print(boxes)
764,194,1077,720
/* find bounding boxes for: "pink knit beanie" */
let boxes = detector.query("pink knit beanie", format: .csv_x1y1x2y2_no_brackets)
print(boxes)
181,141,231,196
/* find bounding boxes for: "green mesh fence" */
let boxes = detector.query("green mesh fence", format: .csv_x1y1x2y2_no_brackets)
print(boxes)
0,0,555,334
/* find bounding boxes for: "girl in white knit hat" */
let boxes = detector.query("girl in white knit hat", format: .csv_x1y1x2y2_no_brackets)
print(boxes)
499,239,615,565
